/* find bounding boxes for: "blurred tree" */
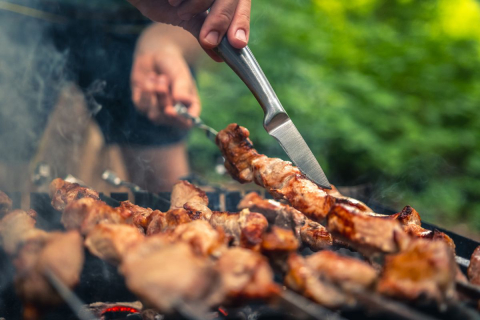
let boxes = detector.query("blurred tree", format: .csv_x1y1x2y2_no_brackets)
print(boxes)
189,0,480,229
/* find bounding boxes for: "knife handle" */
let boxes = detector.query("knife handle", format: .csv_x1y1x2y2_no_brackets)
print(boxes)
214,37,288,131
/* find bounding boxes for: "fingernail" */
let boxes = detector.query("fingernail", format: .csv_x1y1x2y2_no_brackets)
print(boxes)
235,29,247,43
205,31,219,46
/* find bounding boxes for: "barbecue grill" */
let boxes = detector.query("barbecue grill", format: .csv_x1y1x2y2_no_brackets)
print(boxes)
1,187,480,320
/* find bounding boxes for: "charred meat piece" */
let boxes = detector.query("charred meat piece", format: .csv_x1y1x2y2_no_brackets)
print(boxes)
170,180,213,220
216,124,338,221
169,220,227,258
261,226,299,253
468,245,480,286
121,241,223,313
14,230,84,320
116,201,154,230
146,210,168,235
215,247,280,303
62,198,125,235
238,192,306,239
239,192,334,251
210,209,268,251
49,178,100,211
0,209,47,255
85,223,145,265
327,202,408,256
300,221,333,250
388,206,421,226
284,253,348,308
403,225,456,252
0,190,12,219
377,238,456,304
306,250,378,292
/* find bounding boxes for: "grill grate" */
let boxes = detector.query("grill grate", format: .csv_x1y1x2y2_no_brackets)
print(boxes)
1,191,480,320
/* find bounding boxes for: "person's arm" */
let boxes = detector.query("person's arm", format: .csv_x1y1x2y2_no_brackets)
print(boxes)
131,23,202,127
127,0,251,62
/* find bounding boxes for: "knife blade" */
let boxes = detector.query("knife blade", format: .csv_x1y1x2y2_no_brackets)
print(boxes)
214,38,331,189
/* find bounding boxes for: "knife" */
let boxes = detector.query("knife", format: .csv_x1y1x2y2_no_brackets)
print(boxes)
214,37,331,189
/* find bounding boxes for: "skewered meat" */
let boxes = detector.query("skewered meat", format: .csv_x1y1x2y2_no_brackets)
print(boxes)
388,206,421,226
216,124,372,222
146,210,167,235
284,253,348,308
300,221,333,250
468,246,480,286
306,250,378,292
85,223,145,265
0,209,48,255
0,191,12,219
377,238,456,304
16,230,84,320
261,226,299,253
327,202,409,256
210,209,268,251
116,201,155,230
169,220,227,257
238,192,306,238
170,181,212,219
49,178,100,211
215,247,280,303
239,192,334,250
63,198,125,235
121,241,223,313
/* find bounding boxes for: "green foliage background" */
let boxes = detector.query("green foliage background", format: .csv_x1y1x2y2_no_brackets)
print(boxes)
188,0,480,229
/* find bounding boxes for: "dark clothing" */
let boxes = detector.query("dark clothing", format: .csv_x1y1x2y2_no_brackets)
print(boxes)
0,1,189,163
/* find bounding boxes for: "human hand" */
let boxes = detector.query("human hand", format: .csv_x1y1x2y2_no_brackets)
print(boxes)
131,47,200,128
127,0,251,61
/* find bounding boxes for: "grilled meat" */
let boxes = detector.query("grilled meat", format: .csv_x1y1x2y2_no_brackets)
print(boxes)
306,250,378,292
169,220,227,257
261,226,299,253
16,230,84,320
121,241,223,313
85,223,145,265
0,190,12,219
0,209,47,255
49,178,100,211
388,206,421,226
239,192,334,250
327,202,409,256
284,253,348,308
468,245,480,286
238,192,306,238
216,247,280,303
210,209,268,251
63,198,125,235
377,238,456,304
116,201,155,230
170,181,212,219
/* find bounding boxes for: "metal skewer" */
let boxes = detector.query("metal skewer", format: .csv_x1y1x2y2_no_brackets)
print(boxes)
174,103,218,142
101,170,171,207
44,268,99,320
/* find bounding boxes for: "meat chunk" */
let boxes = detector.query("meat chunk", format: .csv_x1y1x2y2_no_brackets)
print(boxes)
468,245,480,286
85,223,145,265
284,254,347,308
326,202,408,256
121,242,222,313
261,226,299,253
306,251,378,292
169,220,227,257
300,221,333,250
215,247,279,303
49,178,100,211
14,230,84,320
377,238,456,304
116,201,154,230
0,210,47,255
62,198,125,235
210,209,268,251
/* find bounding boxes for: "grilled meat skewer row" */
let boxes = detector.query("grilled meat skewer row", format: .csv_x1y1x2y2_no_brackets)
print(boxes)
0,199,84,320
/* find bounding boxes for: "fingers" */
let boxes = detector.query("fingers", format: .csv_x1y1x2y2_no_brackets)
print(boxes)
226,0,250,49
177,0,212,20
198,0,239,49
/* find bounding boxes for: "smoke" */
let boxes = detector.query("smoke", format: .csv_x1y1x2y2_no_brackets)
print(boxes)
0,10,69,165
